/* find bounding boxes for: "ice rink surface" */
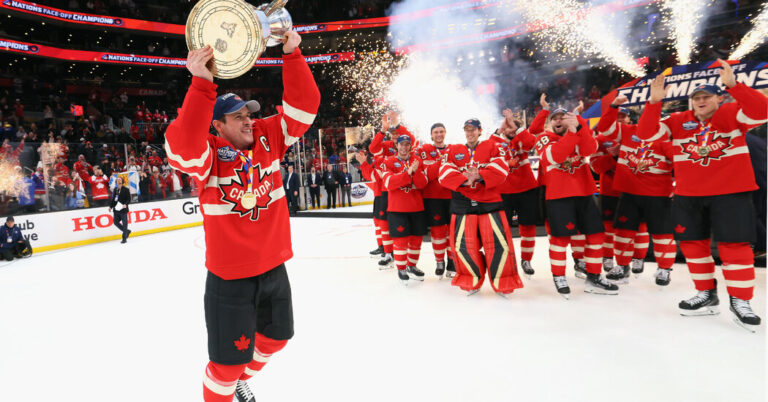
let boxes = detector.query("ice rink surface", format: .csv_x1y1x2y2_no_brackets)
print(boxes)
0,217,765,402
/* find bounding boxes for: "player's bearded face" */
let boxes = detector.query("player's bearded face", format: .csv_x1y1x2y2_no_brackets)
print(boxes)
464,126,481,145
550,114,567,135
431,127,446,145
217,107,253,150
691,92,723,118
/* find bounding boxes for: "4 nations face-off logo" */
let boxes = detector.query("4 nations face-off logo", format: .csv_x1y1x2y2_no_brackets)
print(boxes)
219,164,274,221
680,133,733,167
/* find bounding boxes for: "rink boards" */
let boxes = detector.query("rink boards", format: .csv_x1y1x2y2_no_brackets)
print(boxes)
10,198,205,253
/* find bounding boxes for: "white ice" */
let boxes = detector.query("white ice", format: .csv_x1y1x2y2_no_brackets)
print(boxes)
0,217,765,402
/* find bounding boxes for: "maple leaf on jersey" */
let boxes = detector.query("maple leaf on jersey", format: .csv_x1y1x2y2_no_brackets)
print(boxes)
631,154,661,174
679,135,732,167
234,334,251,352
675,224,686,234
618,216,628,223
219,164,274,221
565,222,575,230
433,214,441,221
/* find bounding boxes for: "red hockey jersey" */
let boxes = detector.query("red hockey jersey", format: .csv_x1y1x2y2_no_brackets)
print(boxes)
532,111,597,200
438,140,508,208
90,174,110,200
486,129,538,194
164,49,320,280
381,154,427,212
637,82,767,196
597,107,674,197
417,143,451,199
590,135,620,196
368,125,414,158
359,160,381,197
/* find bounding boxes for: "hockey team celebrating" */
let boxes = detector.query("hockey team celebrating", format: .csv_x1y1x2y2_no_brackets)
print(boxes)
359,59,765,333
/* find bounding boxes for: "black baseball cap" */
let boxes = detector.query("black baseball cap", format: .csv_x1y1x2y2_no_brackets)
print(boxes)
690,84,723,98
463,118,482,129
212,93,260,121
5,216,13,223
550,107,568,117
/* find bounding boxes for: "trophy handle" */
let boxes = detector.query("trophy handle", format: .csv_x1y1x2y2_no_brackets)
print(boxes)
262,0,288,16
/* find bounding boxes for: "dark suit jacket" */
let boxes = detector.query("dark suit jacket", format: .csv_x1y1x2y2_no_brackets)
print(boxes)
110,186,131,211
322,171,338,189
307,172,322,187
284,172,300,193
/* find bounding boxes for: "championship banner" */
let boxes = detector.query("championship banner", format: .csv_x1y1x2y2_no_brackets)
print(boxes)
1,0,185,34
2,0,502,35
581,60,768,126
0,37,355,68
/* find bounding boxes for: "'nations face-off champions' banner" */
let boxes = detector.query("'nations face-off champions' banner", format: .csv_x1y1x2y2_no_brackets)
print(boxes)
582,60,768,125
0,37,355,68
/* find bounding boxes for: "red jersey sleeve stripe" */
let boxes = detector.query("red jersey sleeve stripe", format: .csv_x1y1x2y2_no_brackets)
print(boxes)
737,109,768,126
282,100,317,125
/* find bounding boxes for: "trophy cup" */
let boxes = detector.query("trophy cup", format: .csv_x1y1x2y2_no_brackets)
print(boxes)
186,0,293,79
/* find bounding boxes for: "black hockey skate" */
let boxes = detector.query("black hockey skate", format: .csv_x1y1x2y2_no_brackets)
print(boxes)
435,261,446,277
378,253,393,270
369,245,384,258
406,266,425,281
398,269,409,284
553,275,570,299
602,257,614,273
235,380,255,402
679,281,719,316
573,256,587,279
445,259,456,279
521,260,534,278
584,272,619,295
631,258,644,277
606,264,630,284
729,296,761,333
654,268,672,287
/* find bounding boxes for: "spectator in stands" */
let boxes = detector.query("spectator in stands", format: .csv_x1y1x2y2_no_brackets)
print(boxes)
149,166,166,200
53,157,69,184
83,141,96,165
51,177,67,211
0,216,30,261
13,99,23,126
126,156,141,172
322,163,339,209
339,164,353,207
64,182,84,210
138,169,151,202
307,166,321,209
90,166,111,207
74,154,93,182
164,168,182,199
